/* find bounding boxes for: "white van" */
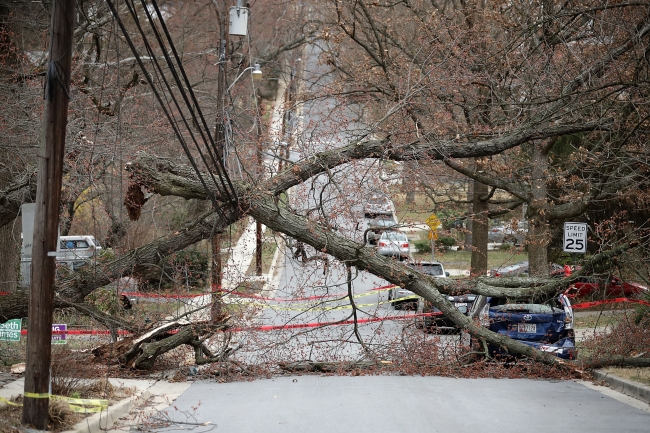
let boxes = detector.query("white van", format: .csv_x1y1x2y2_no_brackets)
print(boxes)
57,235,103,261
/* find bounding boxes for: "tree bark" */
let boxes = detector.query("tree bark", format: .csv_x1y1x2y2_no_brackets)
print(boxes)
0,173,21,293
527,143,550,276
470,176,489,276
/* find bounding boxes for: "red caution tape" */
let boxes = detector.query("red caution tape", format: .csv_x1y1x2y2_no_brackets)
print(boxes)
240,312,443,332
15,312,440,336
571,297,650,310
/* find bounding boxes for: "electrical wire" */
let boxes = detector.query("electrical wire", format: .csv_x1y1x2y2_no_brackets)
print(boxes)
104,0,236,221
146,0,238,203
122,0,232,202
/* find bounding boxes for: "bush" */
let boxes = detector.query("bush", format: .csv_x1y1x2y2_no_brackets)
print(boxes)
139,249,209,290
414,239,432,253
437,236,456,248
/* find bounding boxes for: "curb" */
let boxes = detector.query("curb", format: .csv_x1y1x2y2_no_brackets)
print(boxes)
64,384,154,433
593,370,650,405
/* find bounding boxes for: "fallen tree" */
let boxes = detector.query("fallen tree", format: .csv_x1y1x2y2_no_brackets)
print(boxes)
123,153,648,369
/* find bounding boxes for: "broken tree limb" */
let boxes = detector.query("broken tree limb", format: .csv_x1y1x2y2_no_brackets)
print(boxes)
129,320,231,370
278,360,392,372
91,318,232,370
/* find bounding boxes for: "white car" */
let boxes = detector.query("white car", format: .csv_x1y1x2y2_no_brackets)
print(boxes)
57,235,103,261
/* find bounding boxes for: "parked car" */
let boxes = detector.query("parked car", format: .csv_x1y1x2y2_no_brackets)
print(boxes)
389,261,449,309
367,215,398,245
468,293,576,359
488,221,528,245
488,261,529,277
364,195,395,218
566,275,648,297
57,235,103,261
376,230,410,261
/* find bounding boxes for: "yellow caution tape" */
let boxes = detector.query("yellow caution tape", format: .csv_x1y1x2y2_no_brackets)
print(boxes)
5,394,108,412
67,403,108,413
0,396,22,406
24,392,51,399
52,395,108,407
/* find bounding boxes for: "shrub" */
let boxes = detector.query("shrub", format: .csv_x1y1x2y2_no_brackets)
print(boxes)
437,236,456,248
138,249,209,290
414,239,432,253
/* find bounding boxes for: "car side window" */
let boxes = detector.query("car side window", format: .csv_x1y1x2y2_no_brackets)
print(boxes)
76,241,89,248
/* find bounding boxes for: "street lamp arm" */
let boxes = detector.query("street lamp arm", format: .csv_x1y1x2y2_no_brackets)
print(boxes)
227,63,262,91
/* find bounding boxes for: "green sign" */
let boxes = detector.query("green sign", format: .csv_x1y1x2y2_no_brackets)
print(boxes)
0,319,22,342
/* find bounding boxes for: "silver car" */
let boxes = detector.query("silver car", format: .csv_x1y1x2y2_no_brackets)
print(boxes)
364,195,395,218
367,215,398,245
376,230,410,260
488,222,528,245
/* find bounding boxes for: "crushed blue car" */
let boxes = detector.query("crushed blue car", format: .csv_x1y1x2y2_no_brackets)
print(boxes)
472,294,577,360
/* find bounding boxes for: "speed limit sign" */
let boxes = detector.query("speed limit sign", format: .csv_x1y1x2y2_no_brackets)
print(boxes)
563,222,588,253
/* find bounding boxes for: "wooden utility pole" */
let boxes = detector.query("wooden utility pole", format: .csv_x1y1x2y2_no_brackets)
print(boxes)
211,5,229,322
255,105,264,276
23,1,75,429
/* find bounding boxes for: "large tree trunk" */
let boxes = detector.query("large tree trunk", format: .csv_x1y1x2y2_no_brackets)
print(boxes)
0,172,22,293
0,218,20,293
527,143,550,276
470,177,489,276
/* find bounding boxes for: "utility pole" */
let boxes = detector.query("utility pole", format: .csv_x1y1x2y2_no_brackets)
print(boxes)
23,1,75,429
255,104,263,276
211,4,229,322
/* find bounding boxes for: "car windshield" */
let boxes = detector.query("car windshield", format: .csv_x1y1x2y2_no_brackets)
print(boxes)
382,232,406,242
421,264,444,276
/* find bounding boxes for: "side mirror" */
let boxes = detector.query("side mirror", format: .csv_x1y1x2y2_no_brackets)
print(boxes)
445,272,450,277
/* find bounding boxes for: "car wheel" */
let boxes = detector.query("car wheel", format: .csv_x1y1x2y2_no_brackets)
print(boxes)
393,300,402,310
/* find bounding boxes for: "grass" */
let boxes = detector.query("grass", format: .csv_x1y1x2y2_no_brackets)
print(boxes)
411,246,528,270
392,193,437,223
602,367,650,386
573,314,622,329
220,219,248,249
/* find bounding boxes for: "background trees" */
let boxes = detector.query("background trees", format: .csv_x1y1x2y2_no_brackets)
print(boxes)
314,0,650,275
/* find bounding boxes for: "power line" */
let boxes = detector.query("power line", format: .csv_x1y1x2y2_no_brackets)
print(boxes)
104,0,237,221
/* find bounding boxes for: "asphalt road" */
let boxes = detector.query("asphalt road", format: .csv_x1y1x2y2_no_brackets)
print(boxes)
231,40,419,363
154,375,650,433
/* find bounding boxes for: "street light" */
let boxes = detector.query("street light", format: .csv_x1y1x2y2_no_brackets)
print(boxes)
227,63,262,91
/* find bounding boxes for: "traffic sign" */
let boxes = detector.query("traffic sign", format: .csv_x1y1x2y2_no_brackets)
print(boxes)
428,230,439,241
0,319,22,342
563,222,588,253
426,214,441,231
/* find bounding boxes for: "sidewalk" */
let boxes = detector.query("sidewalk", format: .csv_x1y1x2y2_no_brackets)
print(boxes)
177,74,288,322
